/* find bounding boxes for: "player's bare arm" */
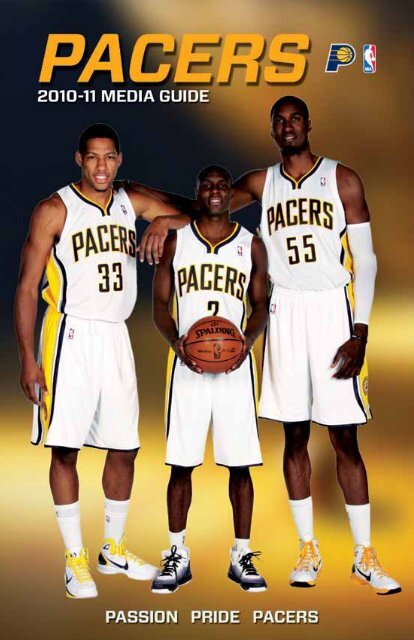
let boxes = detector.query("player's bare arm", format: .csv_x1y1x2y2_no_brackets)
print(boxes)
231,169,267,212
15,195,66,404
153,233,202,374
127,185,191,265
227,236,268,373
332,164,375,379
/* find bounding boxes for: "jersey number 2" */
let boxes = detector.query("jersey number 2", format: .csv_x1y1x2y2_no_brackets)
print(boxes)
207,301,220,315
98,262,123,292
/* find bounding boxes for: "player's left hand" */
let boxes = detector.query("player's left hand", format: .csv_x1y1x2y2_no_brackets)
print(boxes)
138,217,169,265
331,337,366,379
225,335,251,374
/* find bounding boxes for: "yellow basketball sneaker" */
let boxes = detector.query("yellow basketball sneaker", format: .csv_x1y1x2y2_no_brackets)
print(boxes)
97,536,158,580
65,548,98,599
289,539,322,587
351,545,401,595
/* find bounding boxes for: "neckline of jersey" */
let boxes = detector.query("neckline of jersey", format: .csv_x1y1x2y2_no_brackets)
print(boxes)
280,156,324,190
70,183,114,216
191,220,241,254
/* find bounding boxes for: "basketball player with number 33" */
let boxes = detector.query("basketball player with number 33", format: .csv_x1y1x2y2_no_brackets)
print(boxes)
151,165,268,594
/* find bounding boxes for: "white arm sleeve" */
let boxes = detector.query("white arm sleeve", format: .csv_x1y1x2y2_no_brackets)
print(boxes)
347,222,377,325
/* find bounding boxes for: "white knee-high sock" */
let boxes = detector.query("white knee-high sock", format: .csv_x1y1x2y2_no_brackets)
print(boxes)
55,501,83,554
345,503,371,547
289,496,314,542
104,498,130,544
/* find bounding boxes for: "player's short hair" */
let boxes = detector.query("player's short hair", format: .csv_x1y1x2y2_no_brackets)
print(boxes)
196,165,233,186
78,123,120,155
270,96,310,123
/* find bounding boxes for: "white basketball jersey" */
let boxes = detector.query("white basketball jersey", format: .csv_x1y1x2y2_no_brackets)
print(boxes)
42,184,137,322
173,221,253,334
261,157,352,290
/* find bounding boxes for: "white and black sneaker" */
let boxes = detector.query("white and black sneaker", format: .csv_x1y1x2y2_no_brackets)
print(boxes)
351,545,401,595
228,548,267,592
97,536,158,580
151,545,192,594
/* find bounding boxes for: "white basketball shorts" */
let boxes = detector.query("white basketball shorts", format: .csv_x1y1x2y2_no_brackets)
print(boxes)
165,351,262,467
259,285,372,426
32,309,139,450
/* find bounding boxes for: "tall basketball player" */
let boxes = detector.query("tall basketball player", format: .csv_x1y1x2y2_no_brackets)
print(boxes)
15,123,186,599
151,165,268,594
136,98,401,595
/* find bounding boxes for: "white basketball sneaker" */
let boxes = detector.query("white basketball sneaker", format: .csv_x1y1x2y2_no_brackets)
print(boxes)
351,545,401,595
289,539,322,587
97,536,158,580
65,547,98,599
228,547,267,592
151,545,192,594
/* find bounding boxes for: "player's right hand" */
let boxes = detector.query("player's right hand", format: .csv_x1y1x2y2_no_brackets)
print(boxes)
172,335,203,374
138,217,169,265
20,357,48,404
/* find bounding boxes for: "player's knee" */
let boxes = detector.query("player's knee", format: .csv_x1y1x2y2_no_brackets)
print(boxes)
229,466,251,482
107,448,138,469
283,421,310,453
170,465,194,484
329,426,361,462
51,446,78,469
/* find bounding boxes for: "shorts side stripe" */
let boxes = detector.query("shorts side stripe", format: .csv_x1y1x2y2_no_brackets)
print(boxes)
165,351,178,439
248,352,259,437
48,314,67,430
344,286,369,421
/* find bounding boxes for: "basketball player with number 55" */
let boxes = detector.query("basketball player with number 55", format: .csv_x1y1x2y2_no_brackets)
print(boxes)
14,124,186,599
151,165,268,594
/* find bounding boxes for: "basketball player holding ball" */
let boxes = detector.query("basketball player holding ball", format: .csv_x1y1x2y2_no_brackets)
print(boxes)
138,97,401,595
151,165,268,593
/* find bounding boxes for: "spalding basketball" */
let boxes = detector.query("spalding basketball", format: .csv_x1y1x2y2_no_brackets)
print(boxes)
183,316,244,374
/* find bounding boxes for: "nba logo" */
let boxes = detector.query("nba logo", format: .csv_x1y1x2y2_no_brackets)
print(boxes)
68,328,75,340
325,44,356,72
320,176,327,187
121,204,128,215
237,245,243,256
270,304,276,314
363,45,376,73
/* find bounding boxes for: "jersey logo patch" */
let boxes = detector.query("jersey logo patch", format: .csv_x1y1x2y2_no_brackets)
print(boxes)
270,304,277,314
320,177,327,186
120,204,128,215
237,245,243,256
68,328,75,340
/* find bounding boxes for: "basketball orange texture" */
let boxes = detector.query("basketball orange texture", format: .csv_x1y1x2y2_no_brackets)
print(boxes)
183,316,244,373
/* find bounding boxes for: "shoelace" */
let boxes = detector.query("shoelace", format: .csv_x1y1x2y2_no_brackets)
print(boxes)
359,546,386,578
106,536,145,566
239,551,262,576
159,545,183,577
295,541,319,571
67,550,93,583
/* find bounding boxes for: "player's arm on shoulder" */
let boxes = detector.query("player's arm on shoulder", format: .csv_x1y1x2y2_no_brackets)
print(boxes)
332,165,377,379
125,185,193,266
231,169,267,213
15,194,66,403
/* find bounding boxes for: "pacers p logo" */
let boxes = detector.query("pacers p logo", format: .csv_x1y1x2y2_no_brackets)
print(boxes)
325,44,356,72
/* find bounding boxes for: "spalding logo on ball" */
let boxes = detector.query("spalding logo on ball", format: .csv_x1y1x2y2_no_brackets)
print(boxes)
183,316,244,373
